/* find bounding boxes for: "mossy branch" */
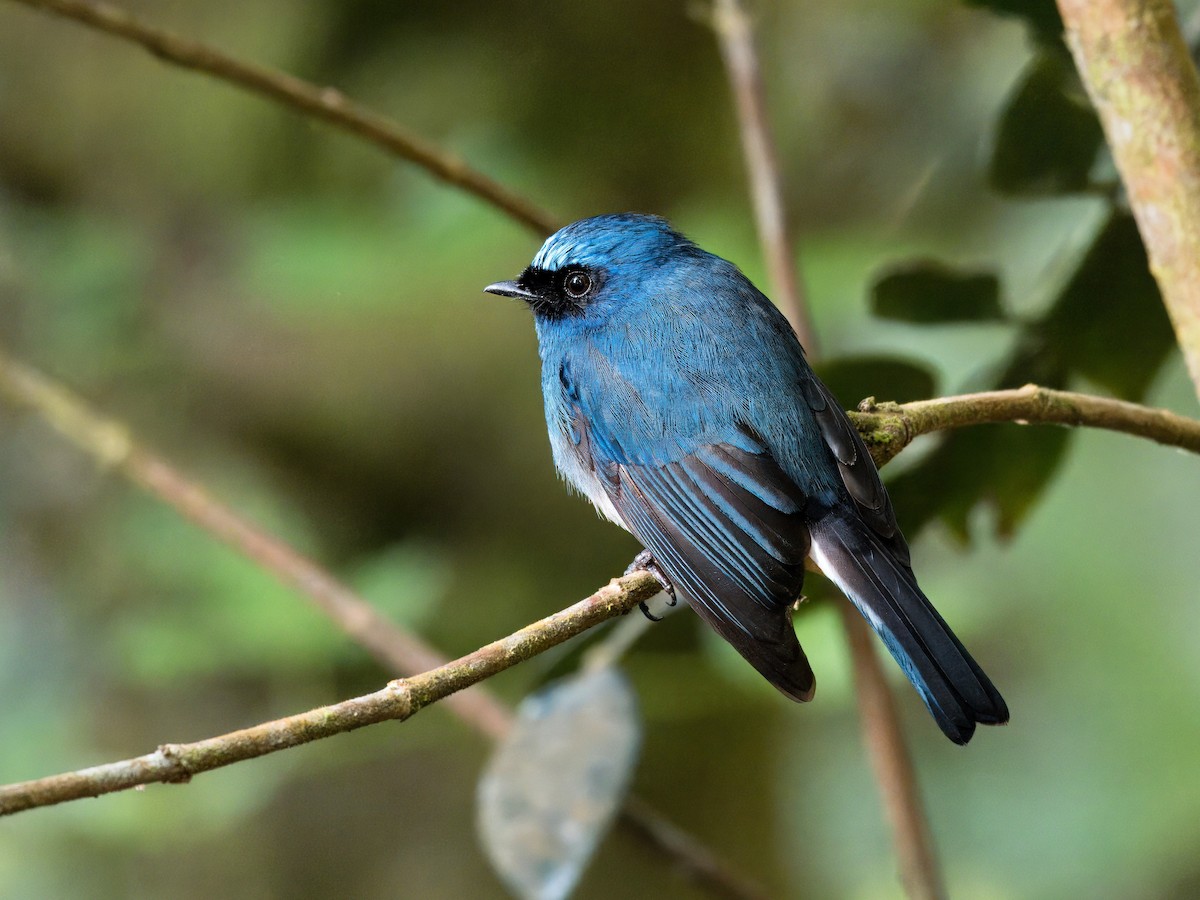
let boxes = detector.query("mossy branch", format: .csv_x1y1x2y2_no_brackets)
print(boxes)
0,573,658,816
0,346,1196,846
1058,0,1200,403
852,384,1200,466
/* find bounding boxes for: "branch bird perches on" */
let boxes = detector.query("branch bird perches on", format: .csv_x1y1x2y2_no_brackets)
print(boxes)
1,348,1196,821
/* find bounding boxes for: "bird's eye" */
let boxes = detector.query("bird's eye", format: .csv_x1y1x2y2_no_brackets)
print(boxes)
563,270,592,299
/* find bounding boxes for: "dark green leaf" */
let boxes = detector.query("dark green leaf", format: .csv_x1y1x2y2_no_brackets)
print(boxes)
885,346,1070,542
888,423,1071,542
871,262,1004,324
816,355,937,407
962,0,1064,46
1042,213,1175,400
989,53,1104,195
878,213,1173,544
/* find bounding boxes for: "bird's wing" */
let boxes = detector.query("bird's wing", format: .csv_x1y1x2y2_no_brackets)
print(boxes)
797,374,907,556
579,407,817,701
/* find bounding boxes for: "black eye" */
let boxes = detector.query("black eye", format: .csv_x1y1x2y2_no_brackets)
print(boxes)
563,270,592,299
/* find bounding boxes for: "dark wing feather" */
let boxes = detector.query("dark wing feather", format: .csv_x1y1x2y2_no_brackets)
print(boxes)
603,443,817,702
800,375,903,551
799,374,1008,743
810,507,1010,743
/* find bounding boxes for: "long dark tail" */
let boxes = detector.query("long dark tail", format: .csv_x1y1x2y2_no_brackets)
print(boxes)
809,507,1008,744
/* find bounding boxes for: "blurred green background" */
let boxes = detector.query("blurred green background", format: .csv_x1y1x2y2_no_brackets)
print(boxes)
2,1,1199,897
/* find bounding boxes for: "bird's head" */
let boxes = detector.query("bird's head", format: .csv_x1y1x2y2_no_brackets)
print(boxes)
484,213,700,322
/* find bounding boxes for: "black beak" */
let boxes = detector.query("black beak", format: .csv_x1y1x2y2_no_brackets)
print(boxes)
483,280,537,301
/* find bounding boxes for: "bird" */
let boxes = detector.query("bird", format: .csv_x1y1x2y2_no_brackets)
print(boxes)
485,213,1008,744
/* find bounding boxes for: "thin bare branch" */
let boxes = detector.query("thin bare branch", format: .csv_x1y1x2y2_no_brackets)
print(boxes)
0,573,658,816
1058,0,1200,403
619,796,770,900
4,0,559,235
710,2,934,894
844,381,1200,896
711,0,818,353
854,377,1200,891
839,606,946,900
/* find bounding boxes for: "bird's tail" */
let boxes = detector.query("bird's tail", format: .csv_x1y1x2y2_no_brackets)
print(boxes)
808,507,1008,744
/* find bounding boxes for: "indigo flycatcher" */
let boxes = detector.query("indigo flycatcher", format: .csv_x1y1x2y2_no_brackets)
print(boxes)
485,213,1008,744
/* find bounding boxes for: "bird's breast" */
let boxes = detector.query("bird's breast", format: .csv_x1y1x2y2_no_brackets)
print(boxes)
540,348,629,530
546,413,628,529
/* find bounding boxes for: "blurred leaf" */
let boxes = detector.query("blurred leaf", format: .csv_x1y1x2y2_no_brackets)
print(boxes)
989,53,1104,195
477,669,641,900
962,0,1064,46
1041,213,1175,400
887,347,1070,541
20,212,152,380
816,355,937,406
871,262,1004,324
349,541,450,628
889,422,1071,541
108,492,412,682
879,213,1171,547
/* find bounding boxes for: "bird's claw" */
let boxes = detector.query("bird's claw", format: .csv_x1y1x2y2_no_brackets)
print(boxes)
625,549,676,621
638,601,663,622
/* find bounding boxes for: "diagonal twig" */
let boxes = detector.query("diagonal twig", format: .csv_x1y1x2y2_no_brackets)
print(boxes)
4,0,560,236
711,0,818,354
838,605,945,900
0,349,515,738
710,2,940,896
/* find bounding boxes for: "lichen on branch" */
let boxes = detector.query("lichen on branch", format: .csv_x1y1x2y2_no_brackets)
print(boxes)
1059,0,1200,403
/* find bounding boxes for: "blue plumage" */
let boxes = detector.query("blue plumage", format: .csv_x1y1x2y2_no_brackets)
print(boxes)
485,213,1008,744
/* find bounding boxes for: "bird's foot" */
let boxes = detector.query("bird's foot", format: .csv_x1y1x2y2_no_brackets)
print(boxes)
625,549,677,621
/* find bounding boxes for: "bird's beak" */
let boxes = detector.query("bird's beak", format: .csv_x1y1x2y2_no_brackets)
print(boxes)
483,280,537,301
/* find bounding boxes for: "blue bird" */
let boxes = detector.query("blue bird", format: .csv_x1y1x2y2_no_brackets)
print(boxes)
485,213,1008,744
